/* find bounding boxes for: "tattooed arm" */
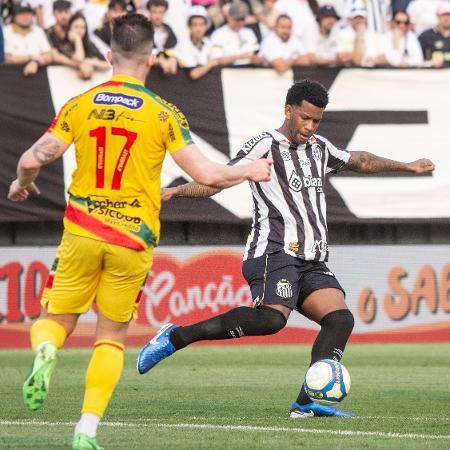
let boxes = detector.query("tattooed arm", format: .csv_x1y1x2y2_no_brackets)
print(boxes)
161,182,222,202
8,133,70,202
346,151,435,174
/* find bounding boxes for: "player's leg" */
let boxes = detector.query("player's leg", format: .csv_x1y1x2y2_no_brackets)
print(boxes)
137,251,299,374
72,242,152,450
23,232,102,412
290,267,354,417
73,312,129,450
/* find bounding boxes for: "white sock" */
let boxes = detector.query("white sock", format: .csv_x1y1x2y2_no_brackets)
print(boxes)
74,413,101,438
35,341,52,353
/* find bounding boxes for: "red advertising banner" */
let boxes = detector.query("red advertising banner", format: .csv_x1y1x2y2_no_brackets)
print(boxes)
1,246,450,347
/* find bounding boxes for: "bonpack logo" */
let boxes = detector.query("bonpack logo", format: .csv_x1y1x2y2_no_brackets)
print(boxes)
93,92,144,109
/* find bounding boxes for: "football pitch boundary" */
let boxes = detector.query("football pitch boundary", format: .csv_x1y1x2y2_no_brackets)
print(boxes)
1,419,450,441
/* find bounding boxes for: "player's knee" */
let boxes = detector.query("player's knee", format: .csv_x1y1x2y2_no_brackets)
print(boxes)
257,306,287,334
321,309,354,335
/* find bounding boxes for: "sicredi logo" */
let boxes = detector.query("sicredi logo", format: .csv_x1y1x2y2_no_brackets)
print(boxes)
93,92,144,109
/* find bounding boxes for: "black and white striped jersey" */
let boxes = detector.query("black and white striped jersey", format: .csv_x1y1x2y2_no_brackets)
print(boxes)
229,129,350,262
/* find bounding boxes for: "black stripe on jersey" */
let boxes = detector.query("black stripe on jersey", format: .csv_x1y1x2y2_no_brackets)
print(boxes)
308,148,329,261
246,192,261,259
254,182,285,255
326,146,347,173
271,140,305,255
293,144,323,258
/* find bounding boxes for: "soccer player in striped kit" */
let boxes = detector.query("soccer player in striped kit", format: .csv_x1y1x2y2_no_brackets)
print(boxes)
137,79,435,418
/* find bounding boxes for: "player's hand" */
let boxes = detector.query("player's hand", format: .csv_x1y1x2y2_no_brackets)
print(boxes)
8,180,40,202
246,158,273,182
408,158,435,174
161,187,178,202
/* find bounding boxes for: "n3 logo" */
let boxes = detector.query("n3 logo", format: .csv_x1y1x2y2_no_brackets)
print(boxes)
88,108,120,120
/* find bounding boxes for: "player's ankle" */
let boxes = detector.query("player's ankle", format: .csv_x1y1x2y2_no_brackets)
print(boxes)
74,413,101,438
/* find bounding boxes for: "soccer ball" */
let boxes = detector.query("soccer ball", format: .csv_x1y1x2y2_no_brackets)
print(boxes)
304,359,350,404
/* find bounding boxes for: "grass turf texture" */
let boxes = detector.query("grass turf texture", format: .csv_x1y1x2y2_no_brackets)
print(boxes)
1,343,449,449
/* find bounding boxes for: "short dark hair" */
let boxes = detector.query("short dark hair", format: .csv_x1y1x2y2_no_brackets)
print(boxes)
286,80,329,108
108,0,127,11
53,0,72,11
276,14,292,24
111,13,154,56
146,0,168,10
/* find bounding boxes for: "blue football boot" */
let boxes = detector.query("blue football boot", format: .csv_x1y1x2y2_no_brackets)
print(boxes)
137,323,179,374
289,402,353,418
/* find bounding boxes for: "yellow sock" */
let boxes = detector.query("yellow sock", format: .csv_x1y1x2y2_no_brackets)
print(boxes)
82,340,125,417
30,319,67,351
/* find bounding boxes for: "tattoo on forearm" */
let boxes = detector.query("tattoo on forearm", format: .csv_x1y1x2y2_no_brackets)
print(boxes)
347,151,408,173
32,138,61,165
176,182,221,198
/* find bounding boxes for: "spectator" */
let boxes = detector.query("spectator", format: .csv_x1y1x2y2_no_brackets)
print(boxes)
210,1,260,66
384,9,423,66
274,0,320,52
311,5,342,65
337,5,386,66
174,5,219,80
52,12,109,78
3,1,52,76
259,14,310,73
407,0,441,35
342,0,391,34
147,0,178,74
419,1,450,67
37,0,85,29
46,0,73,57
256,0,280,38
317,0,346,17
92,0,127,54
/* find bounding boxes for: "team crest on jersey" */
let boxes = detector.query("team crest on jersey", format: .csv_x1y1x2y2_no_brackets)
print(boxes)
276,278,293,299
312,144,322,161
94,92,144,109
281,150,292,161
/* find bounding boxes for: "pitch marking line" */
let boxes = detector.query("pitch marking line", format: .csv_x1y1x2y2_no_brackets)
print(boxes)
1,420,450,441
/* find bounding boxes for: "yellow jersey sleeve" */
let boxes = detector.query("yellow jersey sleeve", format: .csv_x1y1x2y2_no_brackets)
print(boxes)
48,97,79,144
161,104,193,155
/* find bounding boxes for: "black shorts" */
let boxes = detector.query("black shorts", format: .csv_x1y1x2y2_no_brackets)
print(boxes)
242,251,345,311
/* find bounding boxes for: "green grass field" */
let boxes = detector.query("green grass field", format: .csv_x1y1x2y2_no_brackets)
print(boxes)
1,343,449,449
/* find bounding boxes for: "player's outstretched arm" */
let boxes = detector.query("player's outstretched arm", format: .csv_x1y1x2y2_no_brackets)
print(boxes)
171,144,272,189
346,151,435,174
161,183,221,202
8,133,70,202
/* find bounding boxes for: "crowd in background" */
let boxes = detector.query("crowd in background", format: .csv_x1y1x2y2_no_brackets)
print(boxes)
0,0,449,78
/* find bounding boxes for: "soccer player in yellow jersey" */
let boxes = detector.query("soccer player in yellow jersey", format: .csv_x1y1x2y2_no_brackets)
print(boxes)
8,13,272,450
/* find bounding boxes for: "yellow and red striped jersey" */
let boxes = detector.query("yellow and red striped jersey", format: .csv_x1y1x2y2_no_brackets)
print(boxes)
49,74,193,250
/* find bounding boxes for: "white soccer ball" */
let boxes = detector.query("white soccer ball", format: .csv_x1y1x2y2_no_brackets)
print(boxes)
304,359,350,404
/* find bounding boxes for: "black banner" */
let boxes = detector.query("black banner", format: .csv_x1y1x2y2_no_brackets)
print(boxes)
1,65,448,224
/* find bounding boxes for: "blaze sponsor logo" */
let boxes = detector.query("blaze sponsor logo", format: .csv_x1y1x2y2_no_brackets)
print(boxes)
93,92,144,109
289,171,323,192
276,278,293,299
240,132,271,154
